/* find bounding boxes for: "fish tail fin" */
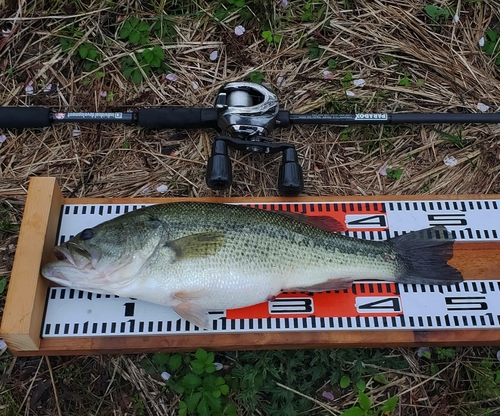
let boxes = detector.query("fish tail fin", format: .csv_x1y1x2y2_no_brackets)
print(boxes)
390,226,463,284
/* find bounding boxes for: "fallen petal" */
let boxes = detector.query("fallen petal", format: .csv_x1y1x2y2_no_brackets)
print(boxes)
353,79,366,87
214,362,223,371
276,76,284,87
477,102,489,112
417,347,431,358
443,155,458,167
161,371,171,380
378,165,391,176
192,81,199,90
25,85,34,95
346,90,355,97
166,73,178,82
43,83,53,93
209,50,218,61
322,391,334,401
156,184,169,193
100,91,107,98
2,29,11,37
234,25,245,36
323,70,334,79
479,37,485,47
0,134,6,144
281,0,288,7
497,350,500,361
72,129,81,137
453,14,459,24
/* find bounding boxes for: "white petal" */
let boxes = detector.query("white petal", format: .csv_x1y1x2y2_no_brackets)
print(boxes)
0,134,6,144
323,70,334,79
477,102,489,112
2,29,11,37
276,76,284,87
192,81,199,90
443,155,458,167
453,14,459,24
72,129,81,137
353,79,366,87
161,371,171,380
497,350,500,361
156,184,169,193
345,90,355,97
0,339,6,350
479,37,485,47
166,73,178,82
43,83,53,93
234,25,245,36
214,362,223,371
209,50,218,61
25,85,34,95
281,0,288,7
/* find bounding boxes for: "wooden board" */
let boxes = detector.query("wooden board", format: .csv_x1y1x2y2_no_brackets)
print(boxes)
1,177,500,356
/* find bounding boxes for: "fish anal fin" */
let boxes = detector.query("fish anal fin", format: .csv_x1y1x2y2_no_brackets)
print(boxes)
289,278,355,292
166,232,225,261
277,211,345,233
173,302,211,329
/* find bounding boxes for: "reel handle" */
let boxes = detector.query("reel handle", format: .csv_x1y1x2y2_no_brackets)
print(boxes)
278,148,304,196
206,139,232,190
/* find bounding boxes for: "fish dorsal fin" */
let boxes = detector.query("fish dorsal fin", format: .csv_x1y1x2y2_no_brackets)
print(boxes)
166,232,225,261
277,211,345,233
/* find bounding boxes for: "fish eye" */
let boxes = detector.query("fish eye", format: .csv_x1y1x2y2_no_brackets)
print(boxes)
80,228,95,241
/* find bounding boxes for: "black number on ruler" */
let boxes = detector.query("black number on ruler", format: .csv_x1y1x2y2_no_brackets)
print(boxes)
346,215,387,227
356,297,402,312
124,302,135,317
428,214,467,226
269,298,313,314
445,297,487,311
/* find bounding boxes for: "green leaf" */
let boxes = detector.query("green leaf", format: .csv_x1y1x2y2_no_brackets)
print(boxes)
425,5,438,18
273,34,282,43
327,58,338,70
131,69,143,84
153,46,164,58
358,391,371,411
197,396,211,416
119,27,131,39
373,373,389,384
355,379,366,391
486,29,499,42
340,407,365,416
261,31,272,42
78,46,89,59
212,389,221,398
235,0,245,6
185,391,203,412
340,375,350,388
204,363,217,374
430,363,440,376
380,395,399,413
179,401,188,416
138,21,149,32
0,278,7,295
128,16,139,28
195,349,208,362
129,30,141,44
249,71,264,84
219,384,229,395
191,361,205,374
169,354,182,372
152,353,170,368
143,49,154,64
181,373,202,390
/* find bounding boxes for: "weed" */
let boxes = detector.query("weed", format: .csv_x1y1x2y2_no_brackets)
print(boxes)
248,71,264,84
307,42,324,60
481,29,500,66
327,58,338,70
341,72,353,88
386,168,403,180
301,0,327,22
424,4,451,21
340,391,398,416
261,30,282,45
59,30,102,72
433,128,467,149
119,17,150,45
141,349,235,416
121,46,169,84
151,17,177,44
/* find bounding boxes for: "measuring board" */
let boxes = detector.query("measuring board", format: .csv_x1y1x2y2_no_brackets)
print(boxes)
2,178,500,355
41,199,500,339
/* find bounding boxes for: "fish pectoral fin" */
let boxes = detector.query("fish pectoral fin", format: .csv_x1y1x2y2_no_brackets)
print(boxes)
288,278,355,292
173,302,211,330
166,232,225,261
173,289,210,300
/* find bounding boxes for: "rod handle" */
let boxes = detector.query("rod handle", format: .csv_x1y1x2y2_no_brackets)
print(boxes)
138,108,218,129
0,107,52,128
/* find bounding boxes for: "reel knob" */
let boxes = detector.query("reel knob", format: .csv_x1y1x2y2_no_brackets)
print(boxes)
206,139,232,190
278,148,304,196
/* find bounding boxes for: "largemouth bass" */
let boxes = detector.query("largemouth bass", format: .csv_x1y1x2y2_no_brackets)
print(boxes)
41,202,463,328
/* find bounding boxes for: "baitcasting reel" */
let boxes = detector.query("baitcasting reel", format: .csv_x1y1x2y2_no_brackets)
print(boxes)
207,82,303,195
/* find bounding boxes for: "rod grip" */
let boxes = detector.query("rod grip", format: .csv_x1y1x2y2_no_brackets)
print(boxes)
137,108,218,129
0,107,52,128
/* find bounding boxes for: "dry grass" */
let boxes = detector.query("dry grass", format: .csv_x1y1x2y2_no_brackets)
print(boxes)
1,0,500,415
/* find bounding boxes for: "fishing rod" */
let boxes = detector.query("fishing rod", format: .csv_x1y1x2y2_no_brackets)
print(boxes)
1,82,500,195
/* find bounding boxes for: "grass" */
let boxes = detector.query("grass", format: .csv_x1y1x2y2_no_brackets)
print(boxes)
1,0,500,414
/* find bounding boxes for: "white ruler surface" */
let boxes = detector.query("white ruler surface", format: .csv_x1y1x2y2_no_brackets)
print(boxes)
42,199,500,338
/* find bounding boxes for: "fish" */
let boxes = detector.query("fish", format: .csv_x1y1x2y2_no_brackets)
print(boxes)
41,202,463,329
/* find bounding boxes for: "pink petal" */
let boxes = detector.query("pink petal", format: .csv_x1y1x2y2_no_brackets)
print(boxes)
322,391,334,401
234,25,245,36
